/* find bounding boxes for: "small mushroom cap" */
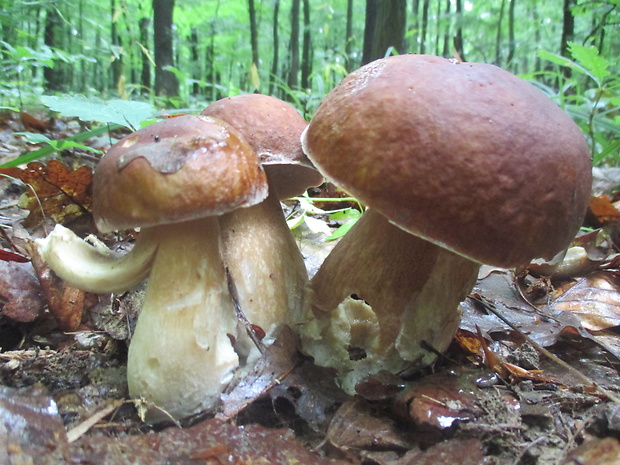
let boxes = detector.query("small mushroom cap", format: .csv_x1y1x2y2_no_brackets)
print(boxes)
94,115,268,233
303,54,592,267
202,94,323,199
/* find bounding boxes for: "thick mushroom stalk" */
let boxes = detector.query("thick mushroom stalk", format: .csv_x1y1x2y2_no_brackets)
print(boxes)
127,217,238,420
220,188,308,359
301,209,480,392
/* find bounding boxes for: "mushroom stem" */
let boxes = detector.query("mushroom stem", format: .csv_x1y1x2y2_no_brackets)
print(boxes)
219,189,308,359
35,224,157,294
300,209,480,393
127,216,239,421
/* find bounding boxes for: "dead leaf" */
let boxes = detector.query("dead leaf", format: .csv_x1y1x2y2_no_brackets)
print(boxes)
551,271,620,331
0,384,70,464
0,160,93,228
326,400,414,454
0,248,30,262
31,246,85,331
0,260,45,322
563,437,620,465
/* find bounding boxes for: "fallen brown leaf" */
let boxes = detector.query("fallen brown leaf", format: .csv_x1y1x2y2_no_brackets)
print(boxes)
0,260,45,322
0,160,93,228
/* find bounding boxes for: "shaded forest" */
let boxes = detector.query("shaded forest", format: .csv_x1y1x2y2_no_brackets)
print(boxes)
1,1,618,114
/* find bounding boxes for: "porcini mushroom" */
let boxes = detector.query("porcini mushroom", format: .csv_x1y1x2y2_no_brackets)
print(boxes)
37,114,269,420
201,94,323,357
300,54,592,392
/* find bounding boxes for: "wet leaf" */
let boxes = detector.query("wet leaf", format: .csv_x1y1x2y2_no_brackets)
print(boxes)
0,260,45,322
0,160,93,228
71,417,348,465
326,400,414,454
0,384,70,464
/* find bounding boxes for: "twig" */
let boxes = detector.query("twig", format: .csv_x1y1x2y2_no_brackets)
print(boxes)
468,295,620,404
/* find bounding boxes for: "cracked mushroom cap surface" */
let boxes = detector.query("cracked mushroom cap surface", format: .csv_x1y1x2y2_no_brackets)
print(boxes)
302,54,592,267
202,94,323,199
93,115,269,233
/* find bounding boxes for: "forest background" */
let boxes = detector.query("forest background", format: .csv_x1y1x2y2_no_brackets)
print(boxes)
0,0,619,166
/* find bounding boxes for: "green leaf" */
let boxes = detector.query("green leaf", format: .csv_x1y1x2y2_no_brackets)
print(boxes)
568,42,610,84
16,132,52,145
40,95,158,130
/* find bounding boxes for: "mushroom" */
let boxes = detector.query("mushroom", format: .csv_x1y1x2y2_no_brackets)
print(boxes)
201,94,323,357
299,54,592,392
37,114,269,420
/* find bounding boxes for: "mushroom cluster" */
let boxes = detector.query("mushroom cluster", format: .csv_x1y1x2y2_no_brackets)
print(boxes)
299,54,593,392
37,99,321,421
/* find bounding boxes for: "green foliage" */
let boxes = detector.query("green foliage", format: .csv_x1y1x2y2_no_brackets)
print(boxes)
40,95,158,131
534,42,620,166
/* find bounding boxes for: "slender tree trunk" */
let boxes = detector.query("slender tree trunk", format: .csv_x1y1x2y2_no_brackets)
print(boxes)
362,0,406,65
409,0,419,53
345,0,354,70
248,0,259,70
190,28,200,95
495,0,506,65
207,0,221,101
507,0,516,67
111,0,124,94
287,0,300,92
441,0,450,56
301,0,311,89
139,17,151,94
420,0,429,54
153,0,178,97
43,2,64,91
454,0,464,60
560,0,576,78
269,0,280,96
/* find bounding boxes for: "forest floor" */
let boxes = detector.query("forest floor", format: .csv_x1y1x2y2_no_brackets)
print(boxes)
0,112,619,465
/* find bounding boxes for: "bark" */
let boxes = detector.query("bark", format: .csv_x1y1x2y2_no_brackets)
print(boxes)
269,0,280,95
301,0,311,89
287,0,300,91
153,0,178,97
560,0,576,78
409,0,419,53
420,0,429,54
454,0,465,60
111,0,123,94
139,17,151,94
190,28,200,95
507,0,516,67
362,0,406,65
495,0,506,65
441,0,450,57
345,0,354,70
248,0,259,69
43,2,64,91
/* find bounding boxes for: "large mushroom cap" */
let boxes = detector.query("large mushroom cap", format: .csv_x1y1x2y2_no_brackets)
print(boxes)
202,94,323,199
94,115,269,233
303,54,592,267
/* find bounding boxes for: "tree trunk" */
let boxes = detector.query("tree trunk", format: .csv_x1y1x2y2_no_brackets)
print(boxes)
454,0,465,60
248,0,259,70
190,28,200,95
495,0,506,65
507,0,516,68
441,0,450,56
153,0,178,97
111,0,123,94
301,0,311,89
207,0,221,101
409,0,419,54
43,2,64,91
420,0,429,54
139,17,151,94
345,0,354,70
269,0,280,96
560,0,576,77
287,0,300,92
362,0,406,65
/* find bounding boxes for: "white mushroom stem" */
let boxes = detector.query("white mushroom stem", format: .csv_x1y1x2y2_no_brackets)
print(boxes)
35,224,157,294
127,216,239,421
219,189,308,360
300,208,480,393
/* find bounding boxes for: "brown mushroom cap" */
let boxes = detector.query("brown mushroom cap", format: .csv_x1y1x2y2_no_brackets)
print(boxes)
94,115,268,233
303,54,592,267
201,94,323,199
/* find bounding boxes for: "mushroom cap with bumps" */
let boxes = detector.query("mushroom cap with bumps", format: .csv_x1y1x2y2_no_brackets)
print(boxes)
302,54,592,267
94,114,268,233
